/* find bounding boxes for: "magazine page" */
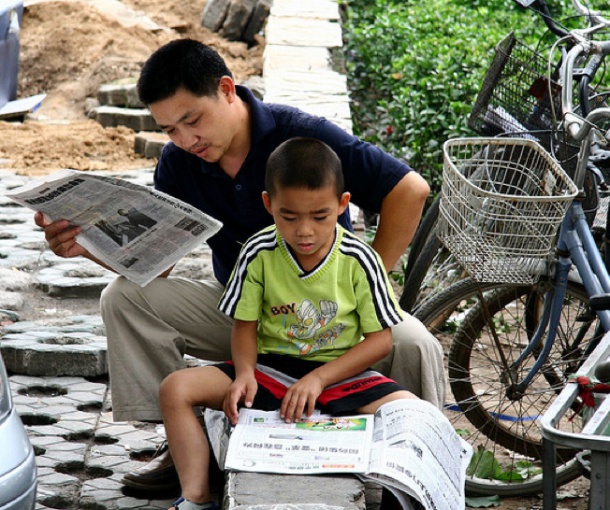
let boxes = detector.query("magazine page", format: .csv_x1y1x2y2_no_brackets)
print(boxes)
224,409,374,474
365,399,473,510
4,169,222,286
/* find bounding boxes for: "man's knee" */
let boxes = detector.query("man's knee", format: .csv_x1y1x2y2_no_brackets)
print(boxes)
100,276,138,316
391,318,443,357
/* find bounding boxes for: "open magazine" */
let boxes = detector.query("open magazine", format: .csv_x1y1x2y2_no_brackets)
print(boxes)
206,399,473,510
4,169,222,286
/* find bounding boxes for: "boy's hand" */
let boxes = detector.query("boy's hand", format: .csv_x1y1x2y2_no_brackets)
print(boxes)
223,376,257,425
280,373,324,423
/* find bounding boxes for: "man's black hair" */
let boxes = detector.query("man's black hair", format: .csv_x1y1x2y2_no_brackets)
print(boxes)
137,38,233,105
265,138,344,199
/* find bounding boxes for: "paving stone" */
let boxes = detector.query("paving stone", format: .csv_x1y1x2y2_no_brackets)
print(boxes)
265,16,343,48
263,44,335,72
270,0,340,20
34,259,115,297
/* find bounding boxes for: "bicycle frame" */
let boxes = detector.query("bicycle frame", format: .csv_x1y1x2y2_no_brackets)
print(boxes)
510,197,610,395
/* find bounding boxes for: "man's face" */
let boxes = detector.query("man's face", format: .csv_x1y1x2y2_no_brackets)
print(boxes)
262,185,350,269
149,81,236,163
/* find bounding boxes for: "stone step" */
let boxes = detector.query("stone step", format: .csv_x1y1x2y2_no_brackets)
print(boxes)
134,131,169,159
97,82,143,109
90,104,158,132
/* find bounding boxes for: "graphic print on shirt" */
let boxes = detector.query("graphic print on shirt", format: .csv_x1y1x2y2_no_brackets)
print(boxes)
287,299,346,355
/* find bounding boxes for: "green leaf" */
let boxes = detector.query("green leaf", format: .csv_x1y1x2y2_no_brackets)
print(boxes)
465,495,502,508
466,445,501,478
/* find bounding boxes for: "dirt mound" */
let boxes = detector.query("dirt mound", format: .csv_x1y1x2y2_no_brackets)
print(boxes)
1,0,263,175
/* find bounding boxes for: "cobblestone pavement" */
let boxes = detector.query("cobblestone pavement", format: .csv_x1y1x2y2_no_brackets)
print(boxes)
0,166,207,510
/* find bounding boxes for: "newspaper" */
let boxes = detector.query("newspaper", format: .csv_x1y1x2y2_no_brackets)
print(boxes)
4,169,222,286
216,399,472,510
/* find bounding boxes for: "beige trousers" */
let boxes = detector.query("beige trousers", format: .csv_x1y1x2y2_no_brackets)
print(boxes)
100,276,446,422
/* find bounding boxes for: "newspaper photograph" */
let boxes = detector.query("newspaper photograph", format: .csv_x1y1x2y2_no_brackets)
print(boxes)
225,408,374,474
221,400,472,510
4,169,223,286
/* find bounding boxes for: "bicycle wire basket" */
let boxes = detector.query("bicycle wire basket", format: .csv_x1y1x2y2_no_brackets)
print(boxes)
438,138,579,284
468,32,559,149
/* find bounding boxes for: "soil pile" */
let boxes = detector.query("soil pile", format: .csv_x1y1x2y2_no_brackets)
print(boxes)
1,0,263,175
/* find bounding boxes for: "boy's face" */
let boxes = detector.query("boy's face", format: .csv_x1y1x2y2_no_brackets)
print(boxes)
262,184,350,269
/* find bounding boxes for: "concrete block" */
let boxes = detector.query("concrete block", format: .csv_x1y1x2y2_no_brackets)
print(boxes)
270,0,340,20
92,105,158,132
220,0,257,41
265,16,343,48
98,83,143,108
1,338,107,377
263,45,332,73
201,0,231,31
225,472,366,509
126,85,144,108
134,132,168,159
243,0,272,43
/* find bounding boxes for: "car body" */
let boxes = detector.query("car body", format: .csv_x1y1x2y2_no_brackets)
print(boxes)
0,351,36,510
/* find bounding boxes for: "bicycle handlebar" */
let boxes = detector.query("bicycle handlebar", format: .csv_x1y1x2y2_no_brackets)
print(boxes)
521,0,610,31
562,40,610,142
513,0,569,38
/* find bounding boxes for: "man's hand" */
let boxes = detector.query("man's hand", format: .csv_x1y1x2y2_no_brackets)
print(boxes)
280,372,324,423
34,212,87,259
223,375,258,425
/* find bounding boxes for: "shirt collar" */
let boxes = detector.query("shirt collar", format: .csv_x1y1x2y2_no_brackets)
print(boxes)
235,85,276,147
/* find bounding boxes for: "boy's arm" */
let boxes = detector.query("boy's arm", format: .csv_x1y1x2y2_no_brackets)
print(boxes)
223,319,259,424
280,328,393,423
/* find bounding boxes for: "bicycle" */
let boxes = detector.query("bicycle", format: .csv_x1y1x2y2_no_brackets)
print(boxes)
405,0,610,497
400,1,610,315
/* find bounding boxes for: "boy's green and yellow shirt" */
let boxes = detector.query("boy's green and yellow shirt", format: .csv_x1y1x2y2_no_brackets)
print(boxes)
218,225,405,362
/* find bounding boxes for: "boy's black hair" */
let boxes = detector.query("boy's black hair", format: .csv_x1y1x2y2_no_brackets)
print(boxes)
137,38,233,105
265,138,344,199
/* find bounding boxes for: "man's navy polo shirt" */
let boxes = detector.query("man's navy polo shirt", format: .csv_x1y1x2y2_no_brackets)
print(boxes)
154,86,412,285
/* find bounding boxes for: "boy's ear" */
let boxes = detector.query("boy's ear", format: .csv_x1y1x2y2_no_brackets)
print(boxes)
338,192,351,215
262,191,272,214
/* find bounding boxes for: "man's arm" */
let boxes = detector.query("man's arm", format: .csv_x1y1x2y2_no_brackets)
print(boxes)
371,171,430,272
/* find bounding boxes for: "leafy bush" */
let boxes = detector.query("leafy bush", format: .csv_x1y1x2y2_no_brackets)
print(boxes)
340,0,575,198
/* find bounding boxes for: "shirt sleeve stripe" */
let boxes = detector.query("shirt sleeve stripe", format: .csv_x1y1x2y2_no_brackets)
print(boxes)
339,233,403,328
218,228,277,316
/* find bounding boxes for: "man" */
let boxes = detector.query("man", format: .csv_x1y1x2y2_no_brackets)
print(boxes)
35,38,445,491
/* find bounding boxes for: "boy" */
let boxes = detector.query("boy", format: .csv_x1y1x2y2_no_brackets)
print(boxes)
159,138,417,510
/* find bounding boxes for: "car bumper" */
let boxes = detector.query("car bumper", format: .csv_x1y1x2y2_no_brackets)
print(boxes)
0,408,37,510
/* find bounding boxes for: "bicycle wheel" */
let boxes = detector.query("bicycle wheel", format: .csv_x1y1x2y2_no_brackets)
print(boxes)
399,228,466,313
444,280,598,496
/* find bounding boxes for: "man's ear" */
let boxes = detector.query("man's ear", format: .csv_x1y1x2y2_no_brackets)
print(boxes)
338,192,351,215
218,76,236,103
262,191,272,214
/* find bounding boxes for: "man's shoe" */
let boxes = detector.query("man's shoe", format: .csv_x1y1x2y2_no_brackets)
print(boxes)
122,442,180,491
